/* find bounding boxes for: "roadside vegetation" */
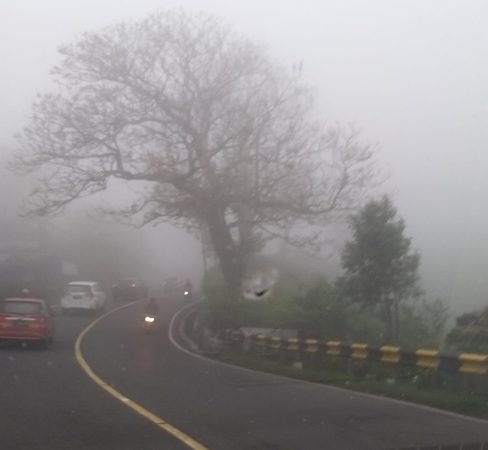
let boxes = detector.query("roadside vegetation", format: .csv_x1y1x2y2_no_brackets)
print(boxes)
193,196,488,417
202,196,451,350
446,306,488,354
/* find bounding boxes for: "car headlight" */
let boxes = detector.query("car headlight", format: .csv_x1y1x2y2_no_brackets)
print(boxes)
144,316,155,323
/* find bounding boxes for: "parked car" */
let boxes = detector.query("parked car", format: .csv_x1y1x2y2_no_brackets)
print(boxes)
112,278,148,302
0,298,54,348
61,281,106,315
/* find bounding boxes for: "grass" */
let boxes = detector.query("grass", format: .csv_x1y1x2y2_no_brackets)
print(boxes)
216,350,488,420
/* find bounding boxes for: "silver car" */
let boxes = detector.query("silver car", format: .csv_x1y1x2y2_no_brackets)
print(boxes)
61,281,106,315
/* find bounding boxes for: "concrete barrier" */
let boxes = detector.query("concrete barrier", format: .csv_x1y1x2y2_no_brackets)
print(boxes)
225,330,488,376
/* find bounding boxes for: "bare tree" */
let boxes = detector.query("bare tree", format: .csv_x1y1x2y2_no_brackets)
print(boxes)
13,10,377,297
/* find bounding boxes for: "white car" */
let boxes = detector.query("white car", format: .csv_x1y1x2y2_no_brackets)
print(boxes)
61,281,106,314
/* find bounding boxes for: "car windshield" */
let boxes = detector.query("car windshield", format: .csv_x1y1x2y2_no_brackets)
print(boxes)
2,301,42,315
66,285,92,294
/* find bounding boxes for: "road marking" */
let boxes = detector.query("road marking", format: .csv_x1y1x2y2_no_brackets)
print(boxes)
74,301,211,450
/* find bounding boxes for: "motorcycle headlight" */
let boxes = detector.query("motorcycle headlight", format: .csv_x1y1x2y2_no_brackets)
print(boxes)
144,316,155,323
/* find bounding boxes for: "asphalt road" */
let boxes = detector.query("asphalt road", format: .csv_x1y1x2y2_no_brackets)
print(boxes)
2,297,488,450
0,303,188,450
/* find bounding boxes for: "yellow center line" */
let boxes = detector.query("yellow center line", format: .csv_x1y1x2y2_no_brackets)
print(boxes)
74,301,211,450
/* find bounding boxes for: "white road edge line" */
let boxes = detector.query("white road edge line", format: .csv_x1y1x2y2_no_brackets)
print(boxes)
168,300,488,426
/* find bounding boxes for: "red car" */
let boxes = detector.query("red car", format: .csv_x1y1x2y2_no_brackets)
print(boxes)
0,298,54,348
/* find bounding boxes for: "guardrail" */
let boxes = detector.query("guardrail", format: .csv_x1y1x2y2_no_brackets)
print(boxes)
225,330,488,375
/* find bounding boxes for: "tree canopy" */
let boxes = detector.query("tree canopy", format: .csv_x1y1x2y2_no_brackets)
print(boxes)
340,196,420,340
14,10,377,295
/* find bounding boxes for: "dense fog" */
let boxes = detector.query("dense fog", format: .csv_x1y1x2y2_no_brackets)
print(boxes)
1,0,487,314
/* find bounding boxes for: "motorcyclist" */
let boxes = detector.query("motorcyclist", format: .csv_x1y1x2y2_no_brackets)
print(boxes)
183,279,192,295
144,297,160,316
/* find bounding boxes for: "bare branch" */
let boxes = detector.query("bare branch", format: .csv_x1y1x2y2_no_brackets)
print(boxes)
13,9,379,293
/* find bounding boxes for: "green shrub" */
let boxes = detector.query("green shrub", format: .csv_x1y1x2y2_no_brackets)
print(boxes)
398,298,449,349
446,306,488,353
201,264,448,350
293,277,347,339
344,306,385,345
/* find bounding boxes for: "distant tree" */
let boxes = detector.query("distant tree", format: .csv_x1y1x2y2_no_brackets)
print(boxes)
50,220,150,286
13,10,377,298
339,196,420,341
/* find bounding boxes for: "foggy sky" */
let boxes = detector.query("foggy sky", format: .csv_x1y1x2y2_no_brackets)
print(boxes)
1,0,488,312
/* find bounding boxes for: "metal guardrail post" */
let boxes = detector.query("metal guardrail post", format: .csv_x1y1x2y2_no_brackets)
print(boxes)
224,330,488,386
251,334,266,355
351,343,368,360
380,346,401,364
325,341,350,372
305,339,320,353
415,349,440,369
303,339,320,369
349,343,369,377
415,349,441,387
326,341,342,356
459,353,488,375
268,336,283,360
286,338,301,366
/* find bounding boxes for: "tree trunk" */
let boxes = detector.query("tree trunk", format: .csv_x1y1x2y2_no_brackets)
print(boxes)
205,209,244,299
393,300,400,343
383,299,393,343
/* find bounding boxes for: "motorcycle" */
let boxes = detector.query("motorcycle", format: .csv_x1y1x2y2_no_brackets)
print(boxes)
183,285,193,302
143,314,158,333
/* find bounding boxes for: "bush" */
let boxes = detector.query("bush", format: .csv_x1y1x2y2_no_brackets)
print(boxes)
344,306,385,345
293,277,347,340
398,298,449,349
201,265,449,350
200,260,309,332
446,306,488,353
200,292,301,332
